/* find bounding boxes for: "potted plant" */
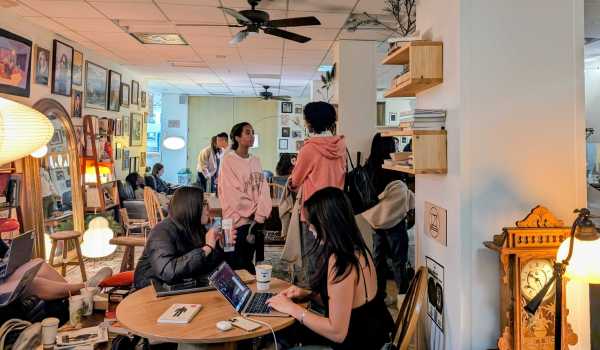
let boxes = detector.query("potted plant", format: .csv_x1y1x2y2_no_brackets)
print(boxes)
318,63,336,103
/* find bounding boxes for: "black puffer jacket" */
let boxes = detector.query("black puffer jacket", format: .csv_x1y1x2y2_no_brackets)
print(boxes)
133,218,224,289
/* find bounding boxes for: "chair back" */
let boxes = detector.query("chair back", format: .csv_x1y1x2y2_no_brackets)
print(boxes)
391,266,428,350
143,187,164,229
270,183,285,203
119,208,131,229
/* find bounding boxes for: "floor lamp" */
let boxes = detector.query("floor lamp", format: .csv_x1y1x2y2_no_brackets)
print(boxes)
524,208,600,350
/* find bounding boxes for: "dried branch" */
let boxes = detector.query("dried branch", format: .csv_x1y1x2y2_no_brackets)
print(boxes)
384,0,416,37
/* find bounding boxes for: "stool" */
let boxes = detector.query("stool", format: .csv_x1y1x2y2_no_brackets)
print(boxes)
48,231,87,281
109,236,146,272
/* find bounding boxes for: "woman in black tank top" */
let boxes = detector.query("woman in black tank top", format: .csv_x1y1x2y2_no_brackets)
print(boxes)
268,188,394,349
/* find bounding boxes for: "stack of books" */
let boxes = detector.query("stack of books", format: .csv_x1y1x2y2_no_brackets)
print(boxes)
397,109,446,130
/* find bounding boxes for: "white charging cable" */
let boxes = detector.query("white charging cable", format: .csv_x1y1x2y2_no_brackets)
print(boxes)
245,317,278,350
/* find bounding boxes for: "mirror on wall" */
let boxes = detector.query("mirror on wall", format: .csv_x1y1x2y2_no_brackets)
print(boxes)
32,99,84,258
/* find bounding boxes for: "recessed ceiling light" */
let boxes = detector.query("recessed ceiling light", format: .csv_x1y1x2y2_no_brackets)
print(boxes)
131,33,187,45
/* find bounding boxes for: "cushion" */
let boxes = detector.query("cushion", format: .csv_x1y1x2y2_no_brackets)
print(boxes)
0,218,19,233
99,271,134,288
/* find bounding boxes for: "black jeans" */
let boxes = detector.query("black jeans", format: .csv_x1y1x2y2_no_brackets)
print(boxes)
373,219,410,297
224,223,264,275
197,172,208,191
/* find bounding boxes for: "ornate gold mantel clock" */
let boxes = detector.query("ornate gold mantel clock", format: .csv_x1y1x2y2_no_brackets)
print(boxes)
484,206,578,350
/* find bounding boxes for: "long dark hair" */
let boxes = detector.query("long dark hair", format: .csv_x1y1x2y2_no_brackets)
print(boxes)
125,172,141,190
169,186,206,243
210,136,219,155
152,163,164,177
276,153,295,176
304,187,372,289
230,122,251,150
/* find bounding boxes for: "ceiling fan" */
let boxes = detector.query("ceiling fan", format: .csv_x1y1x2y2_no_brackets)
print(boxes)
259,86,290,101
176,0,320,44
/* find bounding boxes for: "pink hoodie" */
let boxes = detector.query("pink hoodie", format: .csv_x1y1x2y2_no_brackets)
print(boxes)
290,135,347,219
218,151,272,228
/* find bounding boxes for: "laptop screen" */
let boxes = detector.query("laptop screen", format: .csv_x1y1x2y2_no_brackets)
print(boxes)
208,262,251,312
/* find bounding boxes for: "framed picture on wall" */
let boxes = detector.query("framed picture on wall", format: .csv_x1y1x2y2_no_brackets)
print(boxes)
122,150,130,171
389,112,397,122
141,91,147,108
281,127,290,137
71,90,82,118
84,61,108,110
130,113,143,146
294,104,303,114
279,139,288,150
120,83,130,107
281,102,293,113
34,45,50,86
131,80,139,105
72,50,83,86
0,28,32,97
115,143,122,160
75,126,85,155
51,39,73,96
292,130,302,138
107,70,121,112
140,152,147,168
122,114,130,139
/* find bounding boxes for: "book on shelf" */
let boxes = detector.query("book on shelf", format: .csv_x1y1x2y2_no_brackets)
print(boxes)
157,304,202,324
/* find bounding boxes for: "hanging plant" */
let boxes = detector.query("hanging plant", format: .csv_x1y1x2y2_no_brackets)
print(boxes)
319,63,336,102
384,0,416,37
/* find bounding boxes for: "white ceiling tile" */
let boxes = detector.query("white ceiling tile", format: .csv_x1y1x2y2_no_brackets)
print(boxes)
354,0,390,14
235,35,283,50
242,55,282,65
19,0,104,18
159,4,225,23
145,45,200,60
178,26,233,38
285,39,333,50
246,63,281,74
284,54,323,66
238,48,281,58
157,0,217,5
289,0,356,13
8,4,43,17
89,2,167,20
186,35,233,48
291,27,340,41
339,29,391,41
53,18,122,33
24,16,68,34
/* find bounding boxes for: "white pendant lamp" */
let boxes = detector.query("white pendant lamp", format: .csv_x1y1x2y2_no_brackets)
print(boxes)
163,136,185,150
81,216,116,258
30,145,48,158
0,97,54,165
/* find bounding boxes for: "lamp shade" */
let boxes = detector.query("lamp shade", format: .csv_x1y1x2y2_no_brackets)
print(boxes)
557,236,600,284
81,217,116,258
30,145,48,158
163,136,185,150
0,97,54,165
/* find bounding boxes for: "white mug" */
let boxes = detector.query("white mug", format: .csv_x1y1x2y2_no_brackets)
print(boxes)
41,317,59,349
255,264,272,291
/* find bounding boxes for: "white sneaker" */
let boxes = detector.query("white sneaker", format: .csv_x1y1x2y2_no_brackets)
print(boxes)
86,267,113,288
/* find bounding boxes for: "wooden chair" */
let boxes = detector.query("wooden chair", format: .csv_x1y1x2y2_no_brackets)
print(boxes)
109,236,146,272
119,208,149,237
391,266,428,350
48,231,87,281
143,187,164,229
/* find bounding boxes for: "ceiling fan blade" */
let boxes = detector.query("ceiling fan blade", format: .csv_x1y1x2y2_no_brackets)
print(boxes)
263,27,311,43
230,30,249,45
272,96,291,101
219,7,252,24
266,16,321,28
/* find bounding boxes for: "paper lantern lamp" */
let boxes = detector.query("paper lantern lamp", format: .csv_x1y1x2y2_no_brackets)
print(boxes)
163,136,185,150
0,97,54,165
81,216,116,258
30,145,48,158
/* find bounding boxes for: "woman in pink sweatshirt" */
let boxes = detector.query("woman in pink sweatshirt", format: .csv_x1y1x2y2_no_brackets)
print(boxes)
289,101,347,282
218,122,272,273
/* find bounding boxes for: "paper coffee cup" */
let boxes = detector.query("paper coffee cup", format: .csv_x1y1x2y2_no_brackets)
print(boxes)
69,295,84,327
80,287,98,316
41,317,59,348
256,264,272,291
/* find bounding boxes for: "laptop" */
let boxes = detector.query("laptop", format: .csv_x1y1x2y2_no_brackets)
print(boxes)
208,262,287,317
0,231,35,279
152,277,214,297
0,260,42,307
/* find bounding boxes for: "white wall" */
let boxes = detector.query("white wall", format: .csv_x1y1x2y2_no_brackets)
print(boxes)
0,11,149,182
586,63,600,143
160,94,188,183
416,0,587,349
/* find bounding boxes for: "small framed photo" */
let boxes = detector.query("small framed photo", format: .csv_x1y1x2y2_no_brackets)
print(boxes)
34,45,50,86
292,130,302,138
281,127,290,137
389,112,397,122
107,70,121,112
279,139,288,150
131,80,139,105
0,28,32,96
140,152,147,168
141,91,147,108
74,126,85,154
122,150,130,170
72,50,83,86
51,39,73,96
294,104,303,114
281,101,293,113
120,83,130,107
115,143,122,160
71,89,82,118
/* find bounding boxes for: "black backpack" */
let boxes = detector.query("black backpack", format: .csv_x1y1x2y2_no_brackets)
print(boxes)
345,150,379,214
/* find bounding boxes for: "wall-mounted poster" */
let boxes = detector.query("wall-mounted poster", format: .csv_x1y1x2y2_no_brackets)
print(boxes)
130,156,138,173
115,143,122,160
0,28,32,97
292,130,302,138
107,70,121,112
281,101,293,113
51,39,73,96
278,139,288,150
72,50,83,86
281,127,290,137
122,150,130,170
130,113,143,146
114,119,122,136
426,257,444,333
71,90,82,118
424,201,447,246
294,104,303,114
85,61,108,110
122,114,130,139
120,83,130,107
131,80,139,105
141,91,147,108
34,45,49,86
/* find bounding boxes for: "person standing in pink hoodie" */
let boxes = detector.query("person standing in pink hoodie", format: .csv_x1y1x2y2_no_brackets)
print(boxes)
289,101,347,281
218,122,272,274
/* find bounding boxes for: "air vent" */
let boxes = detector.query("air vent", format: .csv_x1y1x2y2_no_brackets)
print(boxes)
179,95,188,104
131,33,188,45
169,60,208,68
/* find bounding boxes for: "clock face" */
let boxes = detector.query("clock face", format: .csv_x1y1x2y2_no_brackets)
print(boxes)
520,258,555,302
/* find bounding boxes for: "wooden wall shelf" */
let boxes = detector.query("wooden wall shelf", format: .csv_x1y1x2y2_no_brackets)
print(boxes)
381,128,447,175
382,41,443,97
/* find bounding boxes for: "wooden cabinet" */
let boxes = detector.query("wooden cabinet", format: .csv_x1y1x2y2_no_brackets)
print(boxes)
380,128,447,174
382,41,443,97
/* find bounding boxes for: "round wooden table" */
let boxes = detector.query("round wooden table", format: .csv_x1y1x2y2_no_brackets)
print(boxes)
116,278,297,349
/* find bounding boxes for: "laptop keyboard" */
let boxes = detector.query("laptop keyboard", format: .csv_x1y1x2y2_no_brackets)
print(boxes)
245,292,274,314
